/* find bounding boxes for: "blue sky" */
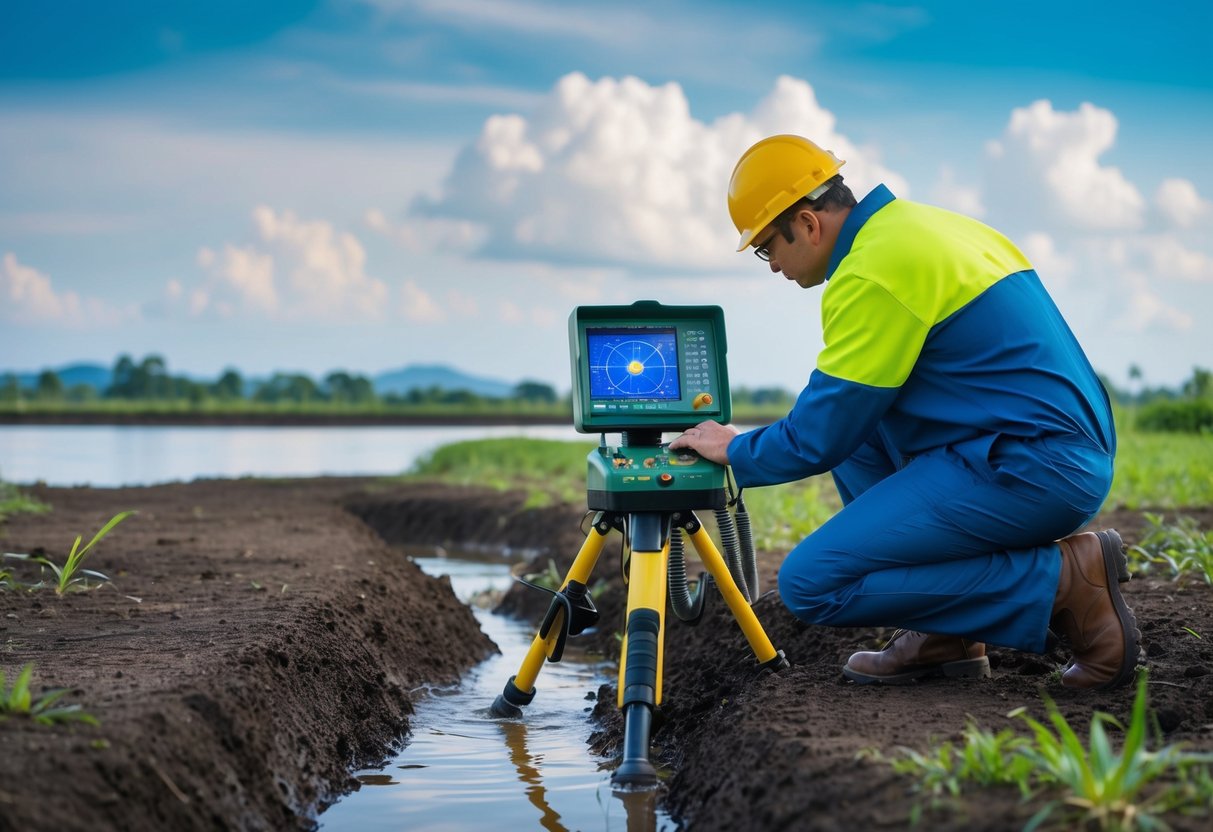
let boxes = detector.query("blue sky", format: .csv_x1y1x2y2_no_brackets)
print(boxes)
2,0,1211,392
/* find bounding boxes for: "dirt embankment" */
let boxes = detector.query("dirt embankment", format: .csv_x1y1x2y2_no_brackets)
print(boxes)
2,481,1212,832
0,480,494,832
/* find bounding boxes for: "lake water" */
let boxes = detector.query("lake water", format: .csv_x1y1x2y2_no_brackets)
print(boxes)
0,424,586,487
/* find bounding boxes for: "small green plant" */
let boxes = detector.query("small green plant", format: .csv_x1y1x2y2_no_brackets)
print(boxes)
866,674,1213,831
0,664,99,726
862,720,1036,807
10,510,135,594
1012,673,1213,831
1129,513,1213,584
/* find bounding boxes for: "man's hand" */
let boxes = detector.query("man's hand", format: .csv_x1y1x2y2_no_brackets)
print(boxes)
667,421,739,466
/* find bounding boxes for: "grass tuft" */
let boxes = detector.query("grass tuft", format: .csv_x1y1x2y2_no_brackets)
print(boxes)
865,674,1213,831
0,663,100,726
1128,513,1213,585
0,476,49,525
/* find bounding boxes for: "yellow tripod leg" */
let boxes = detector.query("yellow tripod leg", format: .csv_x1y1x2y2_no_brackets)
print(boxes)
613,513,670,788
686,524,782,666
615,541,669,709
491,517,612,717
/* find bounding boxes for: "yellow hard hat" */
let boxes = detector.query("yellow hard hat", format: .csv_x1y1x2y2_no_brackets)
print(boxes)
727,135,845,251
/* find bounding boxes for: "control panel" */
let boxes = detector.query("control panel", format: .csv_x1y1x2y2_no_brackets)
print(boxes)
586,443,727,512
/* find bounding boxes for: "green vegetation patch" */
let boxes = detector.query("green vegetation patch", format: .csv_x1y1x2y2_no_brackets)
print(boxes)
865,674,1213,830
1108,430,1213,510
404,438,596,508
0,477,49,524
1129,514,1213,585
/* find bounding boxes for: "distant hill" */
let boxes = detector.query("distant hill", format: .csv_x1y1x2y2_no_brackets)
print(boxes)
8,363,113,391
372,364,515,398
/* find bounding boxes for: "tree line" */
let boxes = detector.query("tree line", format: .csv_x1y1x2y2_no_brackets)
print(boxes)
0,354,563,408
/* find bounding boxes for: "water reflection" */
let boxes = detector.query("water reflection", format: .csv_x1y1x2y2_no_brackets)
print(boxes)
498,717,664,832
498,720,564,831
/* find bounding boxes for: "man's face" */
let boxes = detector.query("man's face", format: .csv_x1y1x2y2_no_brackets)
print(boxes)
753,213,827,289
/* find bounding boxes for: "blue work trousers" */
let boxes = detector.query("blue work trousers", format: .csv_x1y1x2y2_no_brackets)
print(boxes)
776,430,1114,653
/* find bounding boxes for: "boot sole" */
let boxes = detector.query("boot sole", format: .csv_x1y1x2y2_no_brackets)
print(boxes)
842,656,991,686
1088,529,1141,691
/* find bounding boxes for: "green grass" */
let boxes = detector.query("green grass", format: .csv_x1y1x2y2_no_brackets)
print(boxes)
1107,430,1213,509
866,674,1213,831
732,474,841,551
0,664,99,726
0,477,49,524
402,437,597,508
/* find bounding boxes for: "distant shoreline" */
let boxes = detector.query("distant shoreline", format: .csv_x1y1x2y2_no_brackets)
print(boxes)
0,411,572,427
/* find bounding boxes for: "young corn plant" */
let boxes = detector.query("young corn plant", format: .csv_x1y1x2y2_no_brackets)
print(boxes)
0,664,99,726
1128,513,1213,585
1012,673,1213,831
24,510,135,594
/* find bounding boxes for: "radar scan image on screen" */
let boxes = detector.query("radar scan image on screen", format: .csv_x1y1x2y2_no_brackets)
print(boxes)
587,327,681,401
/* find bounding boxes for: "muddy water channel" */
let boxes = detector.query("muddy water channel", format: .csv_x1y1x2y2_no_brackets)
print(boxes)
319,548,676,831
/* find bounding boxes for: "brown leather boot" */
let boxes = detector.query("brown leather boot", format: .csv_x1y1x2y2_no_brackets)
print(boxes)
1052,529,1140,689
843,630,990,685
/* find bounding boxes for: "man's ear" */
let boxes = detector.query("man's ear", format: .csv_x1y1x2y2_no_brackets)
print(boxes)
798,207,820,242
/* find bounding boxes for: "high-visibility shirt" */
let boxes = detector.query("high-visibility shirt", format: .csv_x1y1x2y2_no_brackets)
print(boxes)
728,185,1116,487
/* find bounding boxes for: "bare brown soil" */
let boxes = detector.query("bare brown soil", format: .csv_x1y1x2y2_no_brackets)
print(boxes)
2,481,1211,832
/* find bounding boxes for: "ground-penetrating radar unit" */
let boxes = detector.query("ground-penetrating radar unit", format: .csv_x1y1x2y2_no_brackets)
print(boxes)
571,301,731,511
490,300,788,790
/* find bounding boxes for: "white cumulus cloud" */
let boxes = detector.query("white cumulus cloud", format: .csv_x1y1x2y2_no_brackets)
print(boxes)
1,252,132,326
181,207,389,320
985,100,1145,232
1154,178,1211,229
414,72,907,270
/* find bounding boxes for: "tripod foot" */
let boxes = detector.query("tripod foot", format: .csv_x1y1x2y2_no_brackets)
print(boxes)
759,649,790,675
612,757,658,789
489,676,535,718
611,702,659,788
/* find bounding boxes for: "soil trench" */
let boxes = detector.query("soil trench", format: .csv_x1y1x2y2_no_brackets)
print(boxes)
1,481,1212,831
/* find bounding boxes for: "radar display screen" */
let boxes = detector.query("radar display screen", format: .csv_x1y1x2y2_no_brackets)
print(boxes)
587,327,680,401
